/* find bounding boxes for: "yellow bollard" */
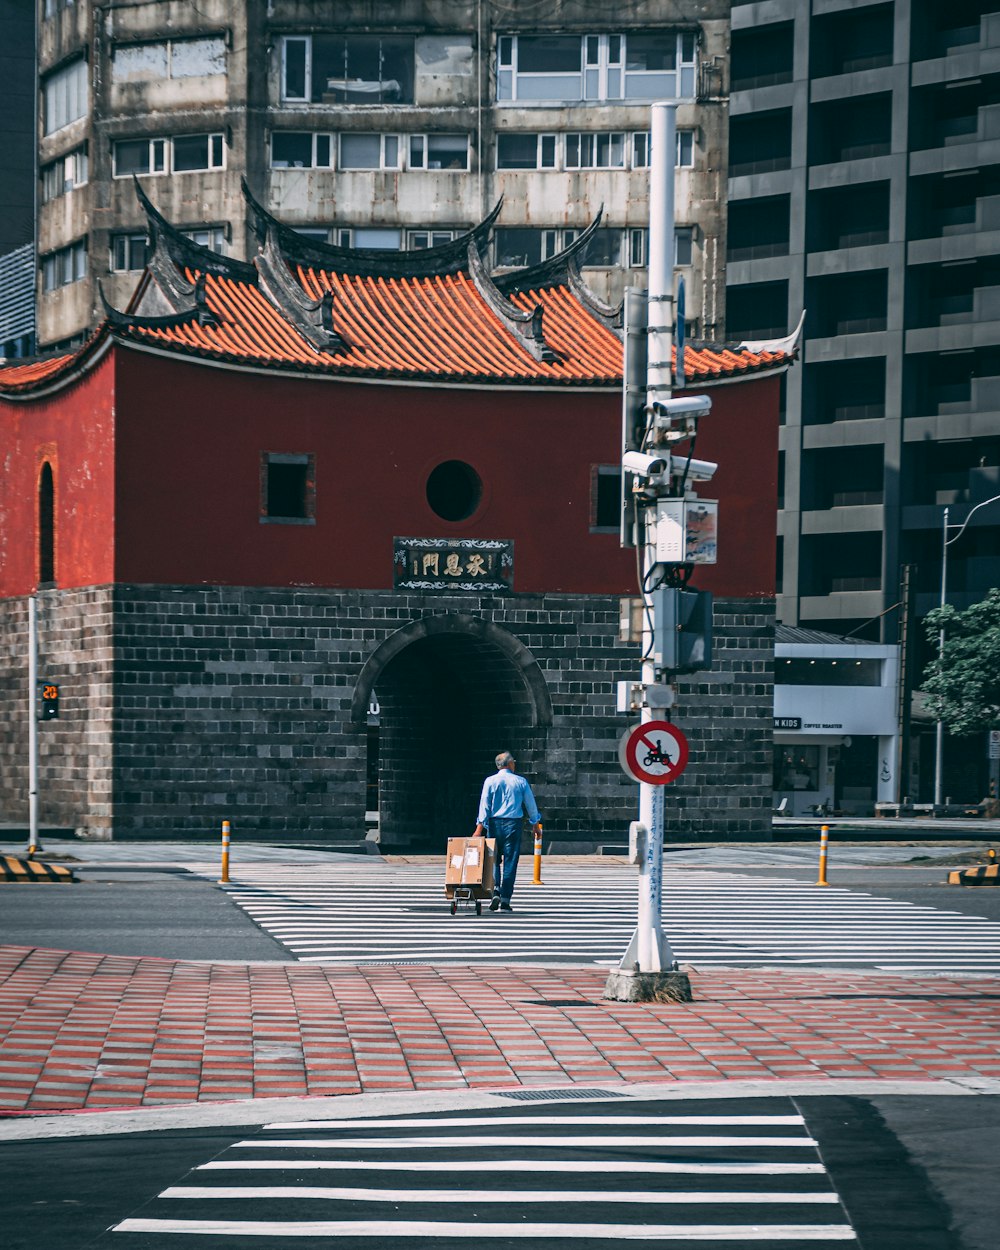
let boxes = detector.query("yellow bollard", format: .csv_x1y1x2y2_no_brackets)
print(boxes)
219,819,231,884
816,824,830,886
532,823,544,885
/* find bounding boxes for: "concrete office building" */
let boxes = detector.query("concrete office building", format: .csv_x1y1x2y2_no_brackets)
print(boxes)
0,0,37,358
37,1,729,351
727,1,1000,654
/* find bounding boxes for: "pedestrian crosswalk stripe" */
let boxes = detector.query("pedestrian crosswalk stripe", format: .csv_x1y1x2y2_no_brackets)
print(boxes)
113,1218,857,1239
199,1159,828,1174
162,1185,843,1204
232,1134,819,1149
263,1114,807,1130
212,864,1000,971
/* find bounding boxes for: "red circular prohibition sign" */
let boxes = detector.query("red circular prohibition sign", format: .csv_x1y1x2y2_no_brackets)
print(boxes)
623,720,690,785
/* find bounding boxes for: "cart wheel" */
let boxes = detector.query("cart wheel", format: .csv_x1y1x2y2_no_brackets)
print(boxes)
450,898,457,915
475,899,482,915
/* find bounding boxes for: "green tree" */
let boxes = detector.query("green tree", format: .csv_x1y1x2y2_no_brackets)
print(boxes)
922,587,1000,736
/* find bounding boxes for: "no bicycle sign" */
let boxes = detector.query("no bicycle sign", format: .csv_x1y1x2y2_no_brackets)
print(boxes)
618,720,690,786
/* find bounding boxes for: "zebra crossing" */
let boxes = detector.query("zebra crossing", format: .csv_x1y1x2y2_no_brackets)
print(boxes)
213,863,1000,973
111,1097,857,1245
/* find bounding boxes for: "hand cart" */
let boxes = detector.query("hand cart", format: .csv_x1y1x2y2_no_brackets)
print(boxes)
444,836,496,915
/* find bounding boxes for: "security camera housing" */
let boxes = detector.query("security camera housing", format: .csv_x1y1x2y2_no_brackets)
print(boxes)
671,456,718,483
623,449,669,477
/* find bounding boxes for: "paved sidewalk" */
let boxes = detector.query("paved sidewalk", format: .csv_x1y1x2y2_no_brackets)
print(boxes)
1,944,998,1114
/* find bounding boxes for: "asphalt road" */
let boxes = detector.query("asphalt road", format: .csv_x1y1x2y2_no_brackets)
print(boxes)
2,862,1000,963
0,867,289,960
1,1094,995,1249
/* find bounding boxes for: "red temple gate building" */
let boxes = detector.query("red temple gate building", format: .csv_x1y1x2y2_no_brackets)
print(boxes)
0,189,791,846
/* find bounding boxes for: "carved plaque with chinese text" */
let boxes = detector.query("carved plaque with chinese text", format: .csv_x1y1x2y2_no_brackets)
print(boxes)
393,538,513,592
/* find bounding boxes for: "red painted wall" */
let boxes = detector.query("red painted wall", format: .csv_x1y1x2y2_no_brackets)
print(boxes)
1,344,779,599
114,348,779,597
0,353,116,598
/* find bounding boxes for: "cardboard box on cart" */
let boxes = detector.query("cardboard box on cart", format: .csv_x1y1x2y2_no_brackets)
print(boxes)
444,836,496,898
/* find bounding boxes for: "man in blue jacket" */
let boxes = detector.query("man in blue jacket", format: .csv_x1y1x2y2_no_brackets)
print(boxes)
474,751,542,913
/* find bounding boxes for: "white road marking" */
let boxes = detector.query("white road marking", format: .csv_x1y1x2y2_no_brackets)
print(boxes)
199,1159,828,1175
162,1185,842,1204
262,1114,807,1130
232,1134,819,1150
112,1218,857,1239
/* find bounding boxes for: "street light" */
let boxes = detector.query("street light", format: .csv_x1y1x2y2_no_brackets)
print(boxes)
933,491,1000,808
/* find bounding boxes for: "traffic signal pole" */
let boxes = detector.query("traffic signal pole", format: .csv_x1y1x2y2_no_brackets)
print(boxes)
27,595,40,856
605,102,692,1004
635,101,676,978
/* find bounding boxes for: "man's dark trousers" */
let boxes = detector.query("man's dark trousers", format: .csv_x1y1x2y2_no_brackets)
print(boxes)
491,817,522,903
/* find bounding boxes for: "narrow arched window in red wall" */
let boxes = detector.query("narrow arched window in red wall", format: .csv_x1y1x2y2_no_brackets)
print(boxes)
38,461,55,586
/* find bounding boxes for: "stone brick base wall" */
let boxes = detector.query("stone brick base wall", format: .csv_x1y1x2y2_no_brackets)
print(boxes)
0,587,115,838
0,585,774,844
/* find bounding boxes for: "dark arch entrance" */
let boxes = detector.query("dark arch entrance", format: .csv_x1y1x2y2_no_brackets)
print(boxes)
352,615,552,851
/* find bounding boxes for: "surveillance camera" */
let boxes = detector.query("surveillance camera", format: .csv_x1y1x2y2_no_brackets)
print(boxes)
623,450,669,477
649,395,712,421
673,456,718,483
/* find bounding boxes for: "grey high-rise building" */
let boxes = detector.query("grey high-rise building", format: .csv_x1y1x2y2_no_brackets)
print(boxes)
727,0,1000,649
36,0,730,351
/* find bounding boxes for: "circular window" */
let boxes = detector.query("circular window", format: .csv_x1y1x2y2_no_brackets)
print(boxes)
426,460,483,521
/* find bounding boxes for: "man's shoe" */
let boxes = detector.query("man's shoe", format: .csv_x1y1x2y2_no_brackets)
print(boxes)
489,895,501,912
500,902,513,912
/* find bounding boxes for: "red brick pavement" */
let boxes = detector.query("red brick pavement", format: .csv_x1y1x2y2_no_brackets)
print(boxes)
1,945,999,1113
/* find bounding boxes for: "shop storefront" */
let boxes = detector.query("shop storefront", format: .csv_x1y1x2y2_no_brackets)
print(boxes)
773,626,900,816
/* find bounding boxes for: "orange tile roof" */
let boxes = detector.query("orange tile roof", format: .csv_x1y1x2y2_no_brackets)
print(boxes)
0,196,793,398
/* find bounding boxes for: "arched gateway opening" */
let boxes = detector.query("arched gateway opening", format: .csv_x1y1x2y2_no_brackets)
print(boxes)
352,615,552,851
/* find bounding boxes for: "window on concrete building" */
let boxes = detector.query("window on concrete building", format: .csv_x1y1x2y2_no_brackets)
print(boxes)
494,226,689,271
112,37,226,82
631,130,694,169
565,132,626,169
38,462,55,586
182,226,227,252
110,226,226,271
41,146,88,203
497,31,696,103
111,233,149,272
339,133,401,170
261,453,316,524
41,240,86,291
43,59,88,135
328,227,403,249
408,229,458,249
112,134,224,177
174,133,225,172
729,108,792,178
280,35,414,105
408,134,469,170
675,226,694,267
271,132,333,168
496,133,557,169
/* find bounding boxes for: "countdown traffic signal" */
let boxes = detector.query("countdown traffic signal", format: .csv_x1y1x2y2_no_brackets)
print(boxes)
38,681,59,720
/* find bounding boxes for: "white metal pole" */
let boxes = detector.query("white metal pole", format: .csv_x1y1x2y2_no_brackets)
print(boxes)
646,101,677,409
28,595,39,854
635,99,678,974
933,506,948,808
